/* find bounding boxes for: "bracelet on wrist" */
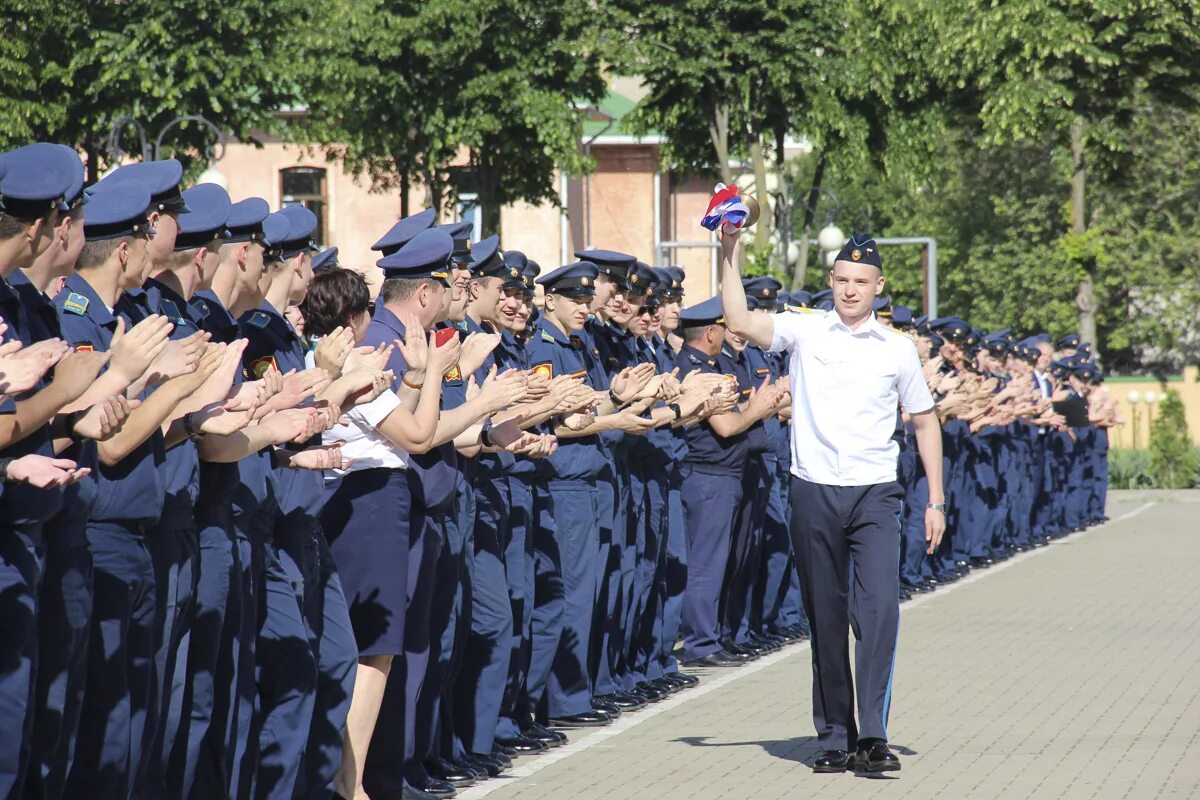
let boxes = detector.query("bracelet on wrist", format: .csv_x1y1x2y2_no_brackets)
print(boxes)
480,427,493,448
0,457,13,483
609,388,624,407
60,410,84,443
669,402,682,421
402,373,424,390
183,412,203,440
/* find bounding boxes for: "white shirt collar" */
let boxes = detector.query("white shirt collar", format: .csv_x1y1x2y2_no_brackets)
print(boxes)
824,309,886,340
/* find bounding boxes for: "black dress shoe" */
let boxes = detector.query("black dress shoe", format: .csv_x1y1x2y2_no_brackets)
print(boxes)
594,691,641,710
461,753,505,777
491,742,517,759
683,652,742,668
407,777,457,798
548,709,612,728
648,677,681,694
899,587,912,602
635,681,667,701
854,739,900,773
400,785,440,800
813,749,854,773
425,757,477,786
592,699,622,717
718,641,758,661
523,721,567,747
495,734,547,754
667,670,699,687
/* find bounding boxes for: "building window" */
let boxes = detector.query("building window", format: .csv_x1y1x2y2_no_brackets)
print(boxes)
457,193,482,241
281,167,327,246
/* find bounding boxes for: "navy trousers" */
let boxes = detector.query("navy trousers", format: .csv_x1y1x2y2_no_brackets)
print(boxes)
547,481,599,718
590,466,621,698
0,525,43,799
680,468,742,662
67,521,156,800
527,481,564,720
654,466,688,676
789,478,903,752
29,517,91,800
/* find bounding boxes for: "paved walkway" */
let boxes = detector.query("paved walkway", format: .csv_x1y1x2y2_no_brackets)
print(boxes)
459,494,1200,800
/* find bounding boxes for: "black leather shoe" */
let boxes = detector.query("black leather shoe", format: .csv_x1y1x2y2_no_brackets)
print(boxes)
407,777,456,798
425,757,476,786
855,739,900,773
461,753,506,777
667,670,699,687
523,721,567,747
683,652,743,668
491,742,517,759
648,677,681,694
548,709,612,728
718,642,757,661
969,556,993,568
495,734,547,754
594,691,642,710
899,587,912,602
813,749,854,773
635,681,667,701
400,785,440,800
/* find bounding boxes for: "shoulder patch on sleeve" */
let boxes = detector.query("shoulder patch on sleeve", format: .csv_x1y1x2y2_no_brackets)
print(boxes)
250,355,278,379
246,312,271,329
443,365,463,383
532,361,553,380
63,292,90,316
73,342,94,352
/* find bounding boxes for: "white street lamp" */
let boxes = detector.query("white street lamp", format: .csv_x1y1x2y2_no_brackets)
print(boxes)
817,223,845,254
1126,390,1141,405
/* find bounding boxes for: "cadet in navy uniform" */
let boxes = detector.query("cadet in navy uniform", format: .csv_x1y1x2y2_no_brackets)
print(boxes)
189,195,275,798
674,297,781,669
721,231,945,774
58,180,214,800
0,142,96,799
141,181,234,798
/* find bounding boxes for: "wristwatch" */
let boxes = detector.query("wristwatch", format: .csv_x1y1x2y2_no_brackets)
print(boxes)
927,502,947,513
183,412,203,440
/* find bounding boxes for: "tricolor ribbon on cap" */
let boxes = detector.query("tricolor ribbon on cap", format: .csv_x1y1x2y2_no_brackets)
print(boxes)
700,183,750,233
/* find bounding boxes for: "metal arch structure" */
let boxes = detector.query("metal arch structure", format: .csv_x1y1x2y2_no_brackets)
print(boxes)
106,114,226,165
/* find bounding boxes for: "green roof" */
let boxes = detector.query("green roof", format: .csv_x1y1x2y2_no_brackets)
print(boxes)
580,89,657,139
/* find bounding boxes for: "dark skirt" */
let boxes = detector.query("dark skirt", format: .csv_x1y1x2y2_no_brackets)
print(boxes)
320,467,418,656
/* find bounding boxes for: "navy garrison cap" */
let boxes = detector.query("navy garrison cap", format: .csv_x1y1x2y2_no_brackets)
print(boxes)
82,182,154,241
538,261,599,298
1074,363,1101,383
626,261,658,296
277,205,319,259
926,331,945,351
1076,342,1092,362
378,228,453,284
873,295,893,317
891,305,914,328
1056,333,1080,350
260,211,292,263
834,232,882,270
663,266,686,297
371,208,437,256
312,247,339,272
652,267,680,299
436,220,472,238
788,290,813,309
983,333,1010,356
929,316,971,343
174,183,232,251
743,276,783,309
224,197,269,243
678,296,725,328
95,159,189,213
56,145,87,211
522,260,541,296
576,249,635,288
811,288,833,311
0,142,78,218
469,234,504,277
501,251,529,290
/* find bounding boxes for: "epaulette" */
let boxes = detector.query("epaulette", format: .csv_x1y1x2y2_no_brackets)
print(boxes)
784,305,815,314
190,299,211,320
63,292,90,316
687,353,701,364
541,331,556,343
246,311,271,329
159,299,185,325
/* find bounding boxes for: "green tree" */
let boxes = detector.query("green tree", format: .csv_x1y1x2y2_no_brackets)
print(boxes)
918,0,1200,356
1148,390,1200,488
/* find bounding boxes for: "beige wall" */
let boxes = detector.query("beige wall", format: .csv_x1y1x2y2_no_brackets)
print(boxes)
211,139,724,302
1107,367,1200,449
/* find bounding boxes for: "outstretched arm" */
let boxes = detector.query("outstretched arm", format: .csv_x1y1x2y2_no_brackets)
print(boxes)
718,231,774,348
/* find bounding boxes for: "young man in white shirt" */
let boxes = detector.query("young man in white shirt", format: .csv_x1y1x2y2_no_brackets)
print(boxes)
720,230,946,775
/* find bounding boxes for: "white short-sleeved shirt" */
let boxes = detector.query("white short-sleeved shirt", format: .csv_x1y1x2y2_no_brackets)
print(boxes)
769,310,934,486
304,350,410,472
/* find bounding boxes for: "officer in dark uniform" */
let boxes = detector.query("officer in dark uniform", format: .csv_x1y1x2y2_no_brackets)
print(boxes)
58,179,191,800
141,181,233,798
188,195,274,798
674,297,754,669
0,141,83,799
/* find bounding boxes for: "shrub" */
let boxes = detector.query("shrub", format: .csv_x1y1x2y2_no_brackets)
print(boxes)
1147,390,1200,488
1107,448,1154,489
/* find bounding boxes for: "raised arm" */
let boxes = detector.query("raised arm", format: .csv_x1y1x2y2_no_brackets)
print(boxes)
718,232,774,348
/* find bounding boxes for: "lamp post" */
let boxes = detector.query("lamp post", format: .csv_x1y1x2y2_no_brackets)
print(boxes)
105,114,227,185
1144,391,1159,440
1126,390,1141,448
